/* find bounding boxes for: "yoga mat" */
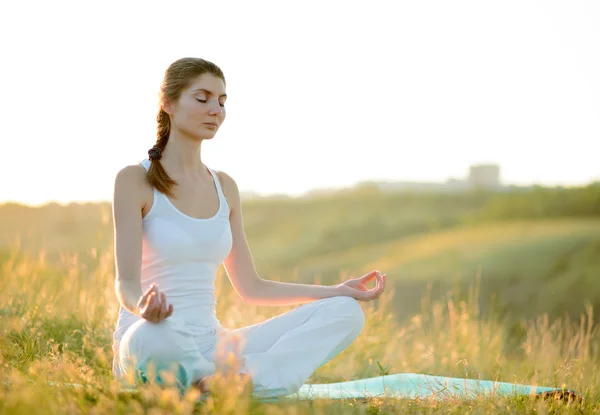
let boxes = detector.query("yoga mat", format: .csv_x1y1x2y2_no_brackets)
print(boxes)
264,373,578,402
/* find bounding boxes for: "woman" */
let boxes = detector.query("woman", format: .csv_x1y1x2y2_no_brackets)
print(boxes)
111,57,386,399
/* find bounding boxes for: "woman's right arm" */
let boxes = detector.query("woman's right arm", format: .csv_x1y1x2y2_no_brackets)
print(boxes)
112,165,146,315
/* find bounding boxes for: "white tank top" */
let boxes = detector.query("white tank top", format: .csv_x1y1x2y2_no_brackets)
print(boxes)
112,159,232,350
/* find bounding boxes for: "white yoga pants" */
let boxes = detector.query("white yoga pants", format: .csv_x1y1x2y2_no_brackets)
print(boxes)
116,296,365,398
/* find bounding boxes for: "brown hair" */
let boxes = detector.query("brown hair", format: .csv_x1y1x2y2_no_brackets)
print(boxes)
147,57,226,197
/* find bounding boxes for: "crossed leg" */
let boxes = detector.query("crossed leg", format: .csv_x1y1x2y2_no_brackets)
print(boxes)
116,318,217,390
210,296,365,398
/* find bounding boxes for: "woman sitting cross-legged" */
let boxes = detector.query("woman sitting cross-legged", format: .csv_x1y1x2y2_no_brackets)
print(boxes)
111,57,387,399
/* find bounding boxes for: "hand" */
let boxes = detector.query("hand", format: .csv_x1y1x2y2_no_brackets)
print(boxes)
137,283,174,323
336,270,386,302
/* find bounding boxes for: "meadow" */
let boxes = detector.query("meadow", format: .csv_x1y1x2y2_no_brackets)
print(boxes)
1,182,599,414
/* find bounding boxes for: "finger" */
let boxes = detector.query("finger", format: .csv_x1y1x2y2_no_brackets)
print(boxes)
359,270,378,284
153,292,163,320
160,292,168,315
142,292,155,320
370,271,381,292
375,274,386,298
140,294,152,319
140,283,158,307
366,273,382,299
138,288,151,308
157,293,168,320
147,292,160,321
154,292,164,320
352,281,368,292
143,290,155,310
146,283,159,298
374,272,383,294
165,303,174,318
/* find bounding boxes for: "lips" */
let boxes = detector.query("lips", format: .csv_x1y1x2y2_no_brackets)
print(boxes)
204,122,218,127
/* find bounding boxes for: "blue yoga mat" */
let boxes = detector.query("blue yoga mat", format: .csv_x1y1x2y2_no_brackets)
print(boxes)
131,363,573,401
259,373,575,402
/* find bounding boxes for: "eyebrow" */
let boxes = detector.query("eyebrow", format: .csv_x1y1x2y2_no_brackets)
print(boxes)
191,88,227,98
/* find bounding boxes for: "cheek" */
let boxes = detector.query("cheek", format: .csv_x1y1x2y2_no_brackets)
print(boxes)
182,106,207,126
188,101,206,117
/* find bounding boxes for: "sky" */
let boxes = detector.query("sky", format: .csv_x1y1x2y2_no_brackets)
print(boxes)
1,0,599,206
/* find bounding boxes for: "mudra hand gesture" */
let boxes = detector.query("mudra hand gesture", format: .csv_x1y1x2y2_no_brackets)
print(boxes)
137,283,174,323
336,270,386,302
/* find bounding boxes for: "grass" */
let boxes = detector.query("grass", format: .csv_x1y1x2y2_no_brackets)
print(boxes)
0,243,598,413
1,189,600,413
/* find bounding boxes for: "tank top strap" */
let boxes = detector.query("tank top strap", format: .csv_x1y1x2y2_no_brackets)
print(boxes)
140,158,151,172
207,168,229,214
139,159,161,217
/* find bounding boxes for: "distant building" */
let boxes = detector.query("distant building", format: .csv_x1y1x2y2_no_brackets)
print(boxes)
298,163,507,198
360,163,503,194
468,164,501,189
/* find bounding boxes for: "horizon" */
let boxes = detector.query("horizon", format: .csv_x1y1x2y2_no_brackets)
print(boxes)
2,171,597,208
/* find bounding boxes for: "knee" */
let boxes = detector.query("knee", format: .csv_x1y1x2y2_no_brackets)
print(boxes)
120,319,193,363
331,296,365,333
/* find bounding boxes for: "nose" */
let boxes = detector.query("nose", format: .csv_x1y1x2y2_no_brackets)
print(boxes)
208,101,223,116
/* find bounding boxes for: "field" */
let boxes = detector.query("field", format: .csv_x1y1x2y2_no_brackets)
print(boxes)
1,183,599,414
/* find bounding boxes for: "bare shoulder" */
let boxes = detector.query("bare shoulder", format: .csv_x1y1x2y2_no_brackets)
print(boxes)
214,170,241,211
115,163,146,182
114,164,153,213
114,164,150,192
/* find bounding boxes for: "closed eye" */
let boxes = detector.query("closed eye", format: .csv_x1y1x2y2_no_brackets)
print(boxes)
196,98,225,107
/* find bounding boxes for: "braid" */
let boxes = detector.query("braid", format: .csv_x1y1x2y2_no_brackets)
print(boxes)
156,109,170,150
147,108,177,196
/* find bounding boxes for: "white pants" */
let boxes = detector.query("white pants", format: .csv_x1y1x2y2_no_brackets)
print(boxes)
115,296,365,398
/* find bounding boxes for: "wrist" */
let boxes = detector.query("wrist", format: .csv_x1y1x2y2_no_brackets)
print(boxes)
329,284,343,297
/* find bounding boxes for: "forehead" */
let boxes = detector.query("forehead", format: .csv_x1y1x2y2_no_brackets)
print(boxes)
187,73,226,95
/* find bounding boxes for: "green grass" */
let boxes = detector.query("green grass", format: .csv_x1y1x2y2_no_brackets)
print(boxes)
1,243,598,414
1,187,600,413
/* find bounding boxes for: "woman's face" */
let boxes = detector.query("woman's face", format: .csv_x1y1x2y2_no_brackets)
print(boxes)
166,73,227,140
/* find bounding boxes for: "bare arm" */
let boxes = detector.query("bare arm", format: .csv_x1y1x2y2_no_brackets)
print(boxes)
112,165,146,315
219,172,342,306
113,166,173,321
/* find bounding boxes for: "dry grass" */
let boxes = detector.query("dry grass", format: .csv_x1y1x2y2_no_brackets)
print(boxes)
1,195,599,413
1,241,599,414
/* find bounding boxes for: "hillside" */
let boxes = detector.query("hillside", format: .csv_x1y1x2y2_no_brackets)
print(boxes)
1,183,598,325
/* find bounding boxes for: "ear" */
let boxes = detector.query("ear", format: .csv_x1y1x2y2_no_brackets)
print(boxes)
162,99,175,115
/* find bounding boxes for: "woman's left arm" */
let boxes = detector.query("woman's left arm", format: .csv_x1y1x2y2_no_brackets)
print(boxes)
218,171,338,306
218,171,384,306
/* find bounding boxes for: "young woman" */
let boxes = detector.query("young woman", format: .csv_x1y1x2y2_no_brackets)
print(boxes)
111,57,386,399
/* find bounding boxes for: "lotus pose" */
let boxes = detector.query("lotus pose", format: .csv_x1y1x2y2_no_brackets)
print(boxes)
111,57,386,399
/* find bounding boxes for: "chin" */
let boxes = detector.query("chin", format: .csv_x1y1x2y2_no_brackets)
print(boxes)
188,130,217,141
200,132,217,140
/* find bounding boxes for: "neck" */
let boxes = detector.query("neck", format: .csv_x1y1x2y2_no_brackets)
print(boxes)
160,130,206,175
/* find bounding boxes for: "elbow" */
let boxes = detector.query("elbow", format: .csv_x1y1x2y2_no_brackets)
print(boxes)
240,276,264,305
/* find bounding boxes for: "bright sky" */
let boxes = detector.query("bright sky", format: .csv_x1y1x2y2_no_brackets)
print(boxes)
2,0,599,205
